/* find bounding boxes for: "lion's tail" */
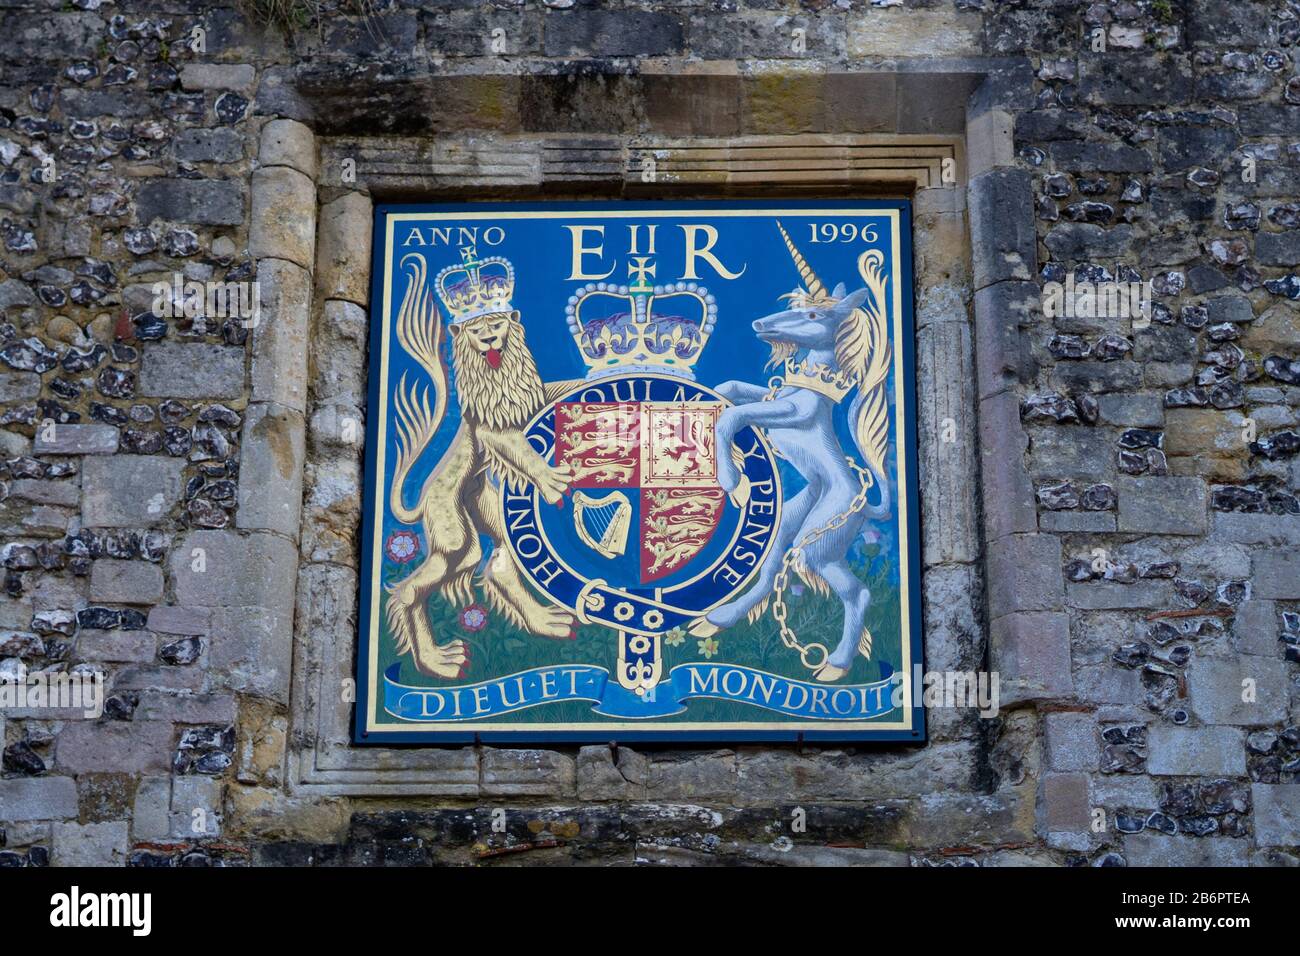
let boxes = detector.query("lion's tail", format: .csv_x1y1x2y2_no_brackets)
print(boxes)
390,254,448,526
390,374,437,526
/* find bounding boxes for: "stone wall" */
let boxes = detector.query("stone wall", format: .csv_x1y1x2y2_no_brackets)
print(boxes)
0,0,1298,867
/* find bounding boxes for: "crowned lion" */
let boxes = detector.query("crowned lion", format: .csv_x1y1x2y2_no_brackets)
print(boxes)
384,251,578,679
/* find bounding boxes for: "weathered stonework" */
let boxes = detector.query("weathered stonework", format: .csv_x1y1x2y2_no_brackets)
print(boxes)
1,0,1298,868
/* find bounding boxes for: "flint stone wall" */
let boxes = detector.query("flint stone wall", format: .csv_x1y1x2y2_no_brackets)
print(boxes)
0,0,1297,867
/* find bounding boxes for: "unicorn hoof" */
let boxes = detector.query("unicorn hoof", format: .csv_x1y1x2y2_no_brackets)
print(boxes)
689,618,720,638
813,661,849,683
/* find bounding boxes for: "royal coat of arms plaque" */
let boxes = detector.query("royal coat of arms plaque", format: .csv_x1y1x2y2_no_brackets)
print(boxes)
356,201,922,743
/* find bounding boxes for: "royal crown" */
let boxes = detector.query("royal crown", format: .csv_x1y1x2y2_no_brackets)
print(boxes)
565,279,716,380
434,246,516,324
782,358,856,403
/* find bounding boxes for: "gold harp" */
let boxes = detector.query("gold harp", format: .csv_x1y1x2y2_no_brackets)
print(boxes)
572,490,632,559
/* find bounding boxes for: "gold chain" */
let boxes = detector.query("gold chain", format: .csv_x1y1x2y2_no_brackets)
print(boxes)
759,376,872,673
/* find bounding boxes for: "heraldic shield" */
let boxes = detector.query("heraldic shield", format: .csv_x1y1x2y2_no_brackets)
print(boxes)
358,201,923,744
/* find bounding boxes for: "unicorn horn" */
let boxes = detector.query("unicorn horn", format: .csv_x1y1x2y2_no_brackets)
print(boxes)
776,221,827,300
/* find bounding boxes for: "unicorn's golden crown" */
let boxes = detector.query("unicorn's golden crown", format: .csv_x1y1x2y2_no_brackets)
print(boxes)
435,246,515,324
565,280,716,380
783,358,856,403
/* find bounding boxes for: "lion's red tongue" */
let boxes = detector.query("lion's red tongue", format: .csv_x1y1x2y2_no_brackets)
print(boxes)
485,348,502,369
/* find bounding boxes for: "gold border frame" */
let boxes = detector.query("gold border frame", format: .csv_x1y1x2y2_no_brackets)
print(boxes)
364,207,912,734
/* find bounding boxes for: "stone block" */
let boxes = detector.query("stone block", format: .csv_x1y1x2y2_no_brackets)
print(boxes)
1067,581,1172,610
170,775,223,838
989,611,1074,704
251,260,311,412
0,775,78,821
481,749,576,798
140,342,245,399
847,9,981,58
1045,712,1098,772
174,128,244,165
90,559,164,604
544,10,684,57
1124,834,1249,867
314,299,368,407
55,720,175,774
77,629,156,663
1212,513,1300,545
51,820,127,866
978,390,1038,539
973,281,1036,400
1146,725,1244,776
1187,656,1289,726
132,776,170,840
966,108,1014,179
258,118,316,179
180,62,256,92
1253,551,1300,600
1116,476,1207,535
1041,772,1091,833
1232,600,1277,657
82,455,185,528
208,604,293,704
968,168,1036,288
0,370,40,402
236,403,305,538
316,192,373,307
136,178,245,226
170,530,298,612
1252,784,1300,848
147,605,211,635
249,166,316,271
33,423,118,455
986,534,1064,619
1040,511,1116,533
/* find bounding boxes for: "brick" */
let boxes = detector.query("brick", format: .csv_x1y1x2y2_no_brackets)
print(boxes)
989,611,1074,704
986,534,1064,619
0,775,78,821
90,559,164,604
1117,476,1207,535
33,423,118,455
139,343,245,399
82,455,185,528
1146,725,1245,776
1252,784,1300,848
